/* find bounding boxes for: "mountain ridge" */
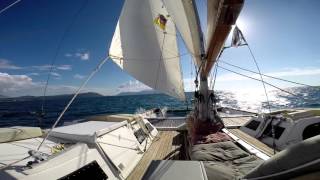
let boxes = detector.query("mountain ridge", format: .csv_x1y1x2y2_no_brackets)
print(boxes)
0,92,104,101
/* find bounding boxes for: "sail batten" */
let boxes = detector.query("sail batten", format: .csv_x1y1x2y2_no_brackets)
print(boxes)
109,0,185,100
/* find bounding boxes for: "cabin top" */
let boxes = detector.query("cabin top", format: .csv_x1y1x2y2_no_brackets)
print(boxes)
51,121,127,143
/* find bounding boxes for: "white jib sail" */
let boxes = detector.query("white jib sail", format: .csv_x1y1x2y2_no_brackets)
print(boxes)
109,0,185,100
163,0,204,67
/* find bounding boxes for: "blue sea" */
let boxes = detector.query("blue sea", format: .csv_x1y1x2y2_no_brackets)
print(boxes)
0,86,319,128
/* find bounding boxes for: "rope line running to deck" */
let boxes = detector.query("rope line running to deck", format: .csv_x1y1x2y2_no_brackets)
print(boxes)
0,0,22,15
220,60,314,87
41,0,89,121
0,155,31,171
37,57,109,150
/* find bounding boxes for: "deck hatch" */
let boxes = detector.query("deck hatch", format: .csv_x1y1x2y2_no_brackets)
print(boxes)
58,160,108,180
134,128,147,144
145,122,155,132
245,120,260,131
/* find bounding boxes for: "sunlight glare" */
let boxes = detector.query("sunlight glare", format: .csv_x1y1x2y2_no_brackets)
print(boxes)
235,17,249,34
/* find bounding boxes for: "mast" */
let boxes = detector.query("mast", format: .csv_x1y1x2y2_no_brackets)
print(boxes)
204,0,244,76
196,0,244,123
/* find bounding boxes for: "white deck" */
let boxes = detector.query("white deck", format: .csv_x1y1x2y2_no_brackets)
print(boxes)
0,116,159,180
0,138,58,179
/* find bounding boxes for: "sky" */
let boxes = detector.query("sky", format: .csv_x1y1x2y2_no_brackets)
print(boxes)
0,0,319,97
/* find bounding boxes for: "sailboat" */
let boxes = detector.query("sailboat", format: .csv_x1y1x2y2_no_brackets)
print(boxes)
0,0,320,179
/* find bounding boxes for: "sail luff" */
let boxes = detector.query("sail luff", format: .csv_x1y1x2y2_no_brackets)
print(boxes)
109,0,185,100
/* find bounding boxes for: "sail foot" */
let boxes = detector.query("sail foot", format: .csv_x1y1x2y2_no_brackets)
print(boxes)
193,77,224,134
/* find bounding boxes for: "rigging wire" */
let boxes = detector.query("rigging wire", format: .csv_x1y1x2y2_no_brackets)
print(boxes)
238,29,274,153
0,0,22,15
219,60,314,87
41,0,89,120
195,59,206,80
211,60,219,91
245,43,271,112
208,66,214,90
37,57,109,150
217,65,308,101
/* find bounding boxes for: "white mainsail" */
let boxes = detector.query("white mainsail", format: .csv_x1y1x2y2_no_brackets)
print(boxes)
163,0,204,67
109,0,185,100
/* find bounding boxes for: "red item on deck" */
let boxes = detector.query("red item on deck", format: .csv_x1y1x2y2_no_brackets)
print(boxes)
195,132,232,144
188,116,229,144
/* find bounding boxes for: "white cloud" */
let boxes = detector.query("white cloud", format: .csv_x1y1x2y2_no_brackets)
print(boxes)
50,72,61,77
76,52,90,61
32,64,72,71
0,72,77,97
0,59,22,70
65,53,73,57
0,72,116,97
266,67,320,77
117,80,151,93
31,65,52,71
0,59,72,71
28,73,39,76
73,74,86,79
56,65,72,70
65,50,90,61
0,72,36,96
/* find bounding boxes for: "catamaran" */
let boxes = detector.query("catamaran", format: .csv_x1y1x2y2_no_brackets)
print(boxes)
0,0,320,179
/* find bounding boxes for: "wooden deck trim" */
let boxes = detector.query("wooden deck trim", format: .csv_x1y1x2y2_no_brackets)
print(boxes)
222,116,252,128
223,128,276,159
126,131,182,180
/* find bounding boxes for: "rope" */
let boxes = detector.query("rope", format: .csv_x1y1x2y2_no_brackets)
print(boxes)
41,0,89,121
0,0,22,15
37,57,109,150
0,155,31,170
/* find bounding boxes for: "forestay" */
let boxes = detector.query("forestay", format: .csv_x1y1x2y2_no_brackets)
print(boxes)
109,0,185,100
